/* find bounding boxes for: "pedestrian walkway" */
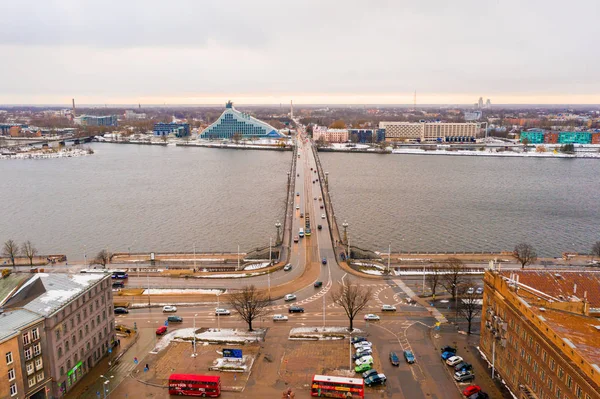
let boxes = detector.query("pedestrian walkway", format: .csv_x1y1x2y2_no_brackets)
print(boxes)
392,279,448,323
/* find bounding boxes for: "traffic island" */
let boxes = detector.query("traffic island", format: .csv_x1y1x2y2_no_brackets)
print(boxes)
289,327,364,340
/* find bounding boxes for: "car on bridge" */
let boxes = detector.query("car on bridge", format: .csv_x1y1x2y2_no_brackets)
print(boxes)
296,205,300,210
317,224,322,230
320,204,324,209
293,236,299,243
321,258,327,265
284,294,297,301
284,264,292,271
296,192,300,196
288,306,304,313
321,214,326,219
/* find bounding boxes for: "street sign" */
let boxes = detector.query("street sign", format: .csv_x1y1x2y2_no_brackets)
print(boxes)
165,320,168,326
223,348,243,358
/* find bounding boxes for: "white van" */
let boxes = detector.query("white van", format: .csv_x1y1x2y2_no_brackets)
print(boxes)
299,228,304,238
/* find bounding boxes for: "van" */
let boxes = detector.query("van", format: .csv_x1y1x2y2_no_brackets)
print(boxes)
299,228,304,237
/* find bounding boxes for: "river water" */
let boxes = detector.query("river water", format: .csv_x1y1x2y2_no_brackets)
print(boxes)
1,145,598,260
319,152,600,257
0,144,290,260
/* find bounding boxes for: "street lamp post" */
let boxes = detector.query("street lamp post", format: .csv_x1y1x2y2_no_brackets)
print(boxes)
216,294,221,331
387,243,391,274
269,237,272,265
342,220,348,244
275,221,282,246
237,244,240,271
192,313,198,357
83,245,87,268
193,243,196,271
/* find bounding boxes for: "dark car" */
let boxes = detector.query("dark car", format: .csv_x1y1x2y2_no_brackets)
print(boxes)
471,393,489,399
362,369,378,379
442,351,457,360
320,204,324,209
314,281,323,288
364,373,386,387
317,224,322,230
404,350,416,364
353,351,372,360
288,306,304,313
455,362,473,372
389,351,400,366
167,316,183,323
351,336,367,344
441,346,457,354
114,307,129,314
321,258,327,265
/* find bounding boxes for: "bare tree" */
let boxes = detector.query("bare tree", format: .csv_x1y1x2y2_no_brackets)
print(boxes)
458,282,482,334
91,249,112,268
440,258,466,300
232,132,242,143
3,239,18,269
21,241,38,266
330,281,372,331
227,285,271,331
513,243,537,269
592,241,600,262
426,263,442,299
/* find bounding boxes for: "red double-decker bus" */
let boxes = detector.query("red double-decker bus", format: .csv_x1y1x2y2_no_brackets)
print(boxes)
168,374,221,397
310,374,365,398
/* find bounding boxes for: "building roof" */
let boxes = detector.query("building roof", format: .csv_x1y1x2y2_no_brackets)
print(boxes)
0,308,43,342
201,102,283,138
499,270,600,308
3,273,106,317
0,273,32,305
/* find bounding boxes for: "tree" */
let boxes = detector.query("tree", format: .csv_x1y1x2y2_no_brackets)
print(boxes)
513,243,537,269
329,120,347,129
21,241,38,266
440,258,466,300
330,281,372,331
227,285,271,331
232,132,242,143
350,133,359,143
426,263,442,299
92,249,112,268
560,143,575,153
591,241,600,261
458,282,482,334
315,136,326,148
3,239,18,269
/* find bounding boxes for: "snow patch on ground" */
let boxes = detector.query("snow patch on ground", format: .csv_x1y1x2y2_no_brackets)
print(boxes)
209,355,254,372
129,302,215,309
141,289,225,295
198,273,263,278
151,328,264,354
393,269,484,276
289,327,363,340
361,269,383,276
243,262,270,271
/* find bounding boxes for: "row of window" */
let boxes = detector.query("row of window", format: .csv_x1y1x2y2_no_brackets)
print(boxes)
55,298,108,340
54,280,110,328
22,327,40,345
24,342,42,360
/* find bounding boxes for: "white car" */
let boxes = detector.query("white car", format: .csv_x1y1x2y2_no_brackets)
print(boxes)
296,205,300,210
321,214,326,219
354,341,373,349
364,314,380,321
466,287,475,295
273,314,288,321
355,356,374,366
215,308,231,316
284,294,297,302
446,356,463,366
381,304,397,312
162,305,177,313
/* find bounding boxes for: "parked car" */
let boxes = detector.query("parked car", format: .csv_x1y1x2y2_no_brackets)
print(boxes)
321,258,327,265
156,326,167,335
455,362,473,372
355,356,374,366
351,336,367,344
381,304,397,312
353,350,372,360
364,314,380,321
442,351,456,360
215,308,231,316
364,373,386,387
454,370,475,382
273,314,288,321
288,306,304,313
403,350,416,364
471,392,488,399
476,287,484,295
466,287,475,294
314,281,323,288
354,341,373,349
114,307,129,314
284,294,297,301
362,369,378,379
355,363,372,373
446,356,463,366
162,305,177,313
283,263,292,271
462,385,481,397
167,316,183,323
441,346,457,354
389,351,400,366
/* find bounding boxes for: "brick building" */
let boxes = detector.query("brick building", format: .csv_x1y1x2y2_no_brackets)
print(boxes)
481,269,600,399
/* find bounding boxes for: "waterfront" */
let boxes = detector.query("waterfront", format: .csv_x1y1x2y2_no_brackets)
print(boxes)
320,152,600,257
0,143,291,260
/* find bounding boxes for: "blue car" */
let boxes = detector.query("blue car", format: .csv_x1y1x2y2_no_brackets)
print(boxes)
322,258,327,265
404,350,415,364
442,351,456,360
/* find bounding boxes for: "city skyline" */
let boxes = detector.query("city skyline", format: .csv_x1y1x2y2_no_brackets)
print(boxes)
1,0,599,105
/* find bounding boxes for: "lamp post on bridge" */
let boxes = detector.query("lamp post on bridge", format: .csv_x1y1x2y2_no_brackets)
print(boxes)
275,221,282,246
342,220,349,245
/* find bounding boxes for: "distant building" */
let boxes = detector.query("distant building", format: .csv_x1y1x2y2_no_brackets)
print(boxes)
124,110,147,120
464,111,482,121
520,130,593,145
1,273,116,397
481,269,600,399
74,115,118,127
557,132,592,144
485,99,491,109
200,101,284,140
478,97,484,109
347,128,385,143
380,122,480,143
519,129,545,144
0,123,27,136
153,122,190,137
313,127,348,143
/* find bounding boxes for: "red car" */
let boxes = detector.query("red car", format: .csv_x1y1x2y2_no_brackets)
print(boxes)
156,326,167,335
462,385,481,397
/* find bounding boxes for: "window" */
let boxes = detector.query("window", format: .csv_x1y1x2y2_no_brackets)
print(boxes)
27,361,34,375
567,375,572,389
65,340,70,352
33,342,41,356
70,319,74,329
77,313,81,324
86,342,90,351
25,347,32,360
96,315,100,325
8,368,15,381
32,328,39,341
548,378,553,391
558,366,564,379
58,347,63,358
575,386,582,398
56,330,61,340
79,329,83,339
556,388,562,399
23,331,30,345
35,357,43,370
550,358,555,371
90,304,93,313
72,335,76,346
85,324,89,334
96,299,99,309
28,376,36,387
63,322,67,333
83,309,87,318
37,371,44,382
67,359,71,370
60,366,64,376
9,383,17,396
6,351,13,365
91,319,95,329
102,310,106,320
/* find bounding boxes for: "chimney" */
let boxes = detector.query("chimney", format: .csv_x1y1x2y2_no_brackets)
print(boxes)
72,98,76,117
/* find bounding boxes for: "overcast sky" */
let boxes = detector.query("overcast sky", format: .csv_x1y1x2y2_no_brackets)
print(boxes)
1,0,598,105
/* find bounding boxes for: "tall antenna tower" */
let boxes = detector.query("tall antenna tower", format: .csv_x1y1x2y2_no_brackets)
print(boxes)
413,90,417,111
72,98,76,117
290,100,294,119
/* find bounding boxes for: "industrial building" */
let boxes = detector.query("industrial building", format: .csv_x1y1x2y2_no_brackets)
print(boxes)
0,273,116,397
480,269,600,399
153,122,190,137
200,101,284,140
379,121,481,143
74,115,118,127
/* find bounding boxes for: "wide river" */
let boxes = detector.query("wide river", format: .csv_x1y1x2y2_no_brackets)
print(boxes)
1,144,598,260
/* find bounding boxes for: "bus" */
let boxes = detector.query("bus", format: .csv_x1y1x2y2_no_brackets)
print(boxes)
111,271,128,279
299,228,304,238
311,375,364,398
168,374,221,397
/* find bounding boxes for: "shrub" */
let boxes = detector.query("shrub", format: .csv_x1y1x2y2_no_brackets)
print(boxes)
2,269,11,278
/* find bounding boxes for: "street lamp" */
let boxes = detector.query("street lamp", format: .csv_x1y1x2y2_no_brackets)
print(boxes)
99,375,113,399
216,294,221,331
342,220,349,244
192,313,198,357
275,221,282,246
325,171,329,186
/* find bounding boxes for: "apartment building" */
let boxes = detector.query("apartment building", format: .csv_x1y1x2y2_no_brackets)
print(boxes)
480,269,600,399
0,309,50,399
379,121,481,142
313,127,349,143
1,273,115,397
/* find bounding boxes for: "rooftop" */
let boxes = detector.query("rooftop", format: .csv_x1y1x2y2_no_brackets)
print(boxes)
0,273,32,304
0,308,43,342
